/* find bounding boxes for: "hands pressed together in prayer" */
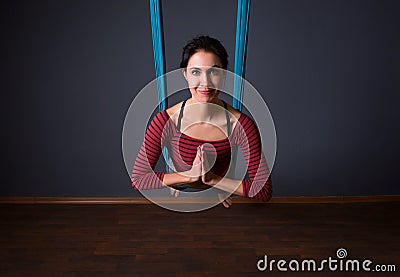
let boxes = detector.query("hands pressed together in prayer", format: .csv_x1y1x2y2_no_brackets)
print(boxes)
169,145,233,208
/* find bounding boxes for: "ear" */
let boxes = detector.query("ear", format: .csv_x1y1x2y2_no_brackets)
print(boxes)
181,68,187,81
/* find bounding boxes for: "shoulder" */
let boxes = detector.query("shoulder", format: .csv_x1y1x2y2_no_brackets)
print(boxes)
233,111,260,137
224,101,242,121
146,110,174,138
166,101,182,116
149,110,170,127
224,101,256,129
166,100,188,125
165,101,184,124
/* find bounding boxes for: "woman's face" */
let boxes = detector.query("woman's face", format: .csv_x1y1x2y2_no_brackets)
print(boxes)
183,50,225,104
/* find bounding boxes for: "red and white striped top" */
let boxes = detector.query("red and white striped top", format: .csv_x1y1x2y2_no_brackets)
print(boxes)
131,109,272,202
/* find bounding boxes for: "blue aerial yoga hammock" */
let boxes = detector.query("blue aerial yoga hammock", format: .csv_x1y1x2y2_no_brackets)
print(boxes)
233,0,251,111
149,0,251,169
149,0,170,169
149,0,167,111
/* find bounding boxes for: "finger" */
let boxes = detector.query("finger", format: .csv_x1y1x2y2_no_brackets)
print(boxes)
218,193,227,205
200,149,205,176
194,148,201,164
199,145,203,162
218,193,232,206
201,148,212,173
222,201,230,208
197,145,202,155
170,187,179,197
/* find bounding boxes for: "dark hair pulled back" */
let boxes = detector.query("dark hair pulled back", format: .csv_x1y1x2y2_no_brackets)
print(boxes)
180,35,228,70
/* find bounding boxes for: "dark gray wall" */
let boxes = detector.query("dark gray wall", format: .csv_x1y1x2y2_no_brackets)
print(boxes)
1,0,399,197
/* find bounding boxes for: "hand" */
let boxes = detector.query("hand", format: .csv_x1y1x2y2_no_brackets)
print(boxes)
170,187,180,197
200,145,220,186
199,146,231,208
185,146,203,183
170,146,204,197
218,193,233,208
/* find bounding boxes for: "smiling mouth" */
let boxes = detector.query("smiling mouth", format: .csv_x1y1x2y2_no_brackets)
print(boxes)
197,89,216,95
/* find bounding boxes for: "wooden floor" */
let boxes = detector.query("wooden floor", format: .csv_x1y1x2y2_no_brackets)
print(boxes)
0,202,399,276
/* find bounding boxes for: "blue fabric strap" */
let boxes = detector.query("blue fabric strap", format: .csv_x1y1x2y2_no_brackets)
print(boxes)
233,0,251,112
149,0,167,111
150,0,170,168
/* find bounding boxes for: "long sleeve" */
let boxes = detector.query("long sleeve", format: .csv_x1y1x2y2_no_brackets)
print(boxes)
235,115,273,202
131,111,170,190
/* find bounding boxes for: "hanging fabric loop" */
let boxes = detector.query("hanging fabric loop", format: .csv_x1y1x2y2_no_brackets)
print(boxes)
149,0,170,167
149,0,167,111
233,0,251,112
149,0,252,172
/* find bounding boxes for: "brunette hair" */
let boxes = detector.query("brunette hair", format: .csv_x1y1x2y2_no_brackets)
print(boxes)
180,35,228,70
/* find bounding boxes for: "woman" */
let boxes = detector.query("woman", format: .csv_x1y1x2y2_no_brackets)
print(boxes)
131,36,272,208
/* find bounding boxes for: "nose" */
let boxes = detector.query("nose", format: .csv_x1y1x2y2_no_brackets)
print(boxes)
199,72,210,87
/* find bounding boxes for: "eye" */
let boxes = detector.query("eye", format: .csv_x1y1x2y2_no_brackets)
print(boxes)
210,68,221,76
191,69,200,76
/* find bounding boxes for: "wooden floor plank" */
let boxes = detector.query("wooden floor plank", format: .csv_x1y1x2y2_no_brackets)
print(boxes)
0,203,399,276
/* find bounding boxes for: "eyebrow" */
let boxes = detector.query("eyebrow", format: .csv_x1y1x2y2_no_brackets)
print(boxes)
190,65,222,70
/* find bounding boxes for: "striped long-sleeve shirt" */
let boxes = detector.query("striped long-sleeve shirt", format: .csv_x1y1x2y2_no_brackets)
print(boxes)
131,110,272,202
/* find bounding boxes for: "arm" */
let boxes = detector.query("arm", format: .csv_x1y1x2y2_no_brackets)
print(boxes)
131,112,203,190
202,115,272,202
203,173,244,196
131,111,167,190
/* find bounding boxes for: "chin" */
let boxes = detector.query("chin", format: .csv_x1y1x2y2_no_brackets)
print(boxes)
195,97,217,104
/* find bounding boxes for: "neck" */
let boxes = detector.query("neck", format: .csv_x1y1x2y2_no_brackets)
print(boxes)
185,98,224,122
